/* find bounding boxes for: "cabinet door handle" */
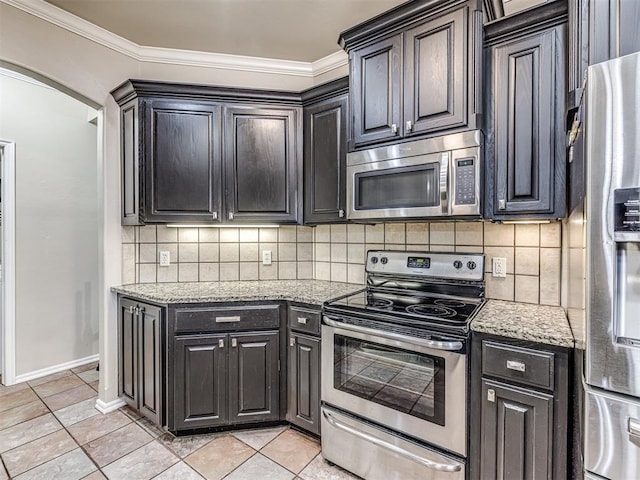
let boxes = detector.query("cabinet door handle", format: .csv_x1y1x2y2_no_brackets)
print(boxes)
290,337,296,347
129,305,134,314
212,212,218,220
338,209,345,218
218,339,224,348
231,338,237,348
138,307,145,314
134,307,140,315
297,317,308,325
487,389,496,403
629,418,640,438
391,123,398,134
498,199,506,210
228,212,234,221
405,120,413,132
506,360,526,372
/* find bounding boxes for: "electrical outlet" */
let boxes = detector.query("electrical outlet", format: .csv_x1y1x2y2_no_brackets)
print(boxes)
159,251,171,266
262,250,272,266
492,257,507,278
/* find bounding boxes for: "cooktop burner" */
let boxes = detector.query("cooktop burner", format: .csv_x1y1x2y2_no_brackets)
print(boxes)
405,304,458,318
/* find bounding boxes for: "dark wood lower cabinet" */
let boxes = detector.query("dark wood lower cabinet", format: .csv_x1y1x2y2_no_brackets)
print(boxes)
287,332,320,435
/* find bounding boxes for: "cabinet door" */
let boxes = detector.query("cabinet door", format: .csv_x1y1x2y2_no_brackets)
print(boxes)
228,331,280,423
143,99,222,223
350,34,402,148
224,106,300,223
404,7,467,136
137,303,162,425
481,379,553,480
120,100,141,225
487,25,566,219
287,333,320,435
303,94,348,224
118,298,138,409
173,334,227,430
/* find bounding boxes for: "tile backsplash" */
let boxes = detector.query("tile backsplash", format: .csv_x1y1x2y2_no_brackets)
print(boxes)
122,221,562,306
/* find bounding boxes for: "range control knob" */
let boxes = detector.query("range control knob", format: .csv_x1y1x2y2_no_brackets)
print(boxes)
370,257,379,264
453,260,463,269
467,261,477,270
380,257,388,265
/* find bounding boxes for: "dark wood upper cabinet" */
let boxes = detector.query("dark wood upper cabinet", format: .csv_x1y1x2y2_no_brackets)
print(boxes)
340,0,482,150
301,78,349,224
484,2,567,220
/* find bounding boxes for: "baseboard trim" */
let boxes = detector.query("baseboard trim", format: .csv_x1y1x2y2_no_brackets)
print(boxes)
95,398,125,414
14,354,100,384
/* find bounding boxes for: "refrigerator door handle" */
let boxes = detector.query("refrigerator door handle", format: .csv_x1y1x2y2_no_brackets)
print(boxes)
628,418,640,438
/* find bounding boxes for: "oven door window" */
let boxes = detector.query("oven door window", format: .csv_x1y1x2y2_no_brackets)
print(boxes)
354,164,440,210
333,335,445,426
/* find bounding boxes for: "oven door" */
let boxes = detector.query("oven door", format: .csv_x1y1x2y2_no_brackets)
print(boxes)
321,317,467,457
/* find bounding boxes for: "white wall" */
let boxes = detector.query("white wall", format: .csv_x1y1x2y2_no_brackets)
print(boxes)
0,73,99,376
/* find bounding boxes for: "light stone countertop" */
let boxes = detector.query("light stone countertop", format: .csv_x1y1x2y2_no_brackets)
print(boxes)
112,279,364,306
470,299,574,348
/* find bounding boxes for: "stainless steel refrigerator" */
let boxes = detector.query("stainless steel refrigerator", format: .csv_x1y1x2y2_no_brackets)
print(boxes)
584,51,640,479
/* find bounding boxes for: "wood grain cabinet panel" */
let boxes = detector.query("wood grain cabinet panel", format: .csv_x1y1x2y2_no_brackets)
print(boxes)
287,332,321,435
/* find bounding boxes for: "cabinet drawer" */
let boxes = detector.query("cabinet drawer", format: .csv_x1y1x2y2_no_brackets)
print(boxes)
174,305,280,333
288,306,320,335
482,341,554,390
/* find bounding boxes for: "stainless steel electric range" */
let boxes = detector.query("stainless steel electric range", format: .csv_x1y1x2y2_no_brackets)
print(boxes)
321,250,485,480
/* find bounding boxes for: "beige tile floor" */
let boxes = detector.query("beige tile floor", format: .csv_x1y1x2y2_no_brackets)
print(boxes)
0,365,357,480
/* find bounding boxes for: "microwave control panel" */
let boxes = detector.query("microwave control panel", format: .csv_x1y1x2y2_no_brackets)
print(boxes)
455,157,476,205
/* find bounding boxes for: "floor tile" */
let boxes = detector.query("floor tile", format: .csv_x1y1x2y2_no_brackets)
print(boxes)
119,405,142,421
0,460,8,480
67,410,131,445
185,435,255,480
82,471,107,479
83,422,154,468
0,382,29,398
53,396,99,427
71,362,99,374
32,375,85,398
0,388,39,413
43,384,98,412
0,400,48,430
27,370,74,388
298,453,358,480
153,461,204,479
136,416,166,438
0,413,62,453
77,369,100,384
261,429,321,474
157,432,217,459
225,453,294,480
90,380,100,392
2,429,77,477
231,426,287,450
14,448,97,480
102,441,179,480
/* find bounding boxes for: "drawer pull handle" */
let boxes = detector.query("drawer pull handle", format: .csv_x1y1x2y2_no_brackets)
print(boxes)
231,338,237,348
629,418,640,437
290,337,296,347
216,316,241,323
297,317,309,325
507,360,526,372
487,389,495,403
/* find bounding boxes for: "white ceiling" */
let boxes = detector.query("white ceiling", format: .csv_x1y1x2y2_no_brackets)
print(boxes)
43,0,408,62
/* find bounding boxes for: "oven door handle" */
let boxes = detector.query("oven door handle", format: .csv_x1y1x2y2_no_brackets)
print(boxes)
323,317,463,352
322,410,462,473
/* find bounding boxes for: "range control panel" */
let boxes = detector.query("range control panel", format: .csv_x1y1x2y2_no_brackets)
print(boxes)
455,157,476,205
367,250,484,281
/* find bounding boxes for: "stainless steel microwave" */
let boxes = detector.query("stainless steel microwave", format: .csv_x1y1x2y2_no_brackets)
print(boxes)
347,131,483,221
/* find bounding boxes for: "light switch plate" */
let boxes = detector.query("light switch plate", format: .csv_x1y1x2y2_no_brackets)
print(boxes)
492,257,507,278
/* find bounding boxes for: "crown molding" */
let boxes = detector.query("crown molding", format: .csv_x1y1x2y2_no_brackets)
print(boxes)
2,0,348,78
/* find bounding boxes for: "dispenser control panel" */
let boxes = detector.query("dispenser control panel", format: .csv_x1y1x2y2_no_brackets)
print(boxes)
615,188,640,232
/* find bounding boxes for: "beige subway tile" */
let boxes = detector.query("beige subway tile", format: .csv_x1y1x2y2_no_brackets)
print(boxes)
139,244,157,264
139,264,157,283
455,222,483,246
315,225,331,242
515,275,540,304
406,223,429,245
157,265,178,283
260,243,278,262
220,243,240,262
430,244,455,252
279,243,297,262
348,264,366,285
178,244,199,263
347,224,365,244
385,223,406,244
239,228,259,243
122,226,136,244
540,247,562,306
198,228,219,243
483,246,515,274
199,243,219,263
365,224,385,243
157,225,178,243
220,263,240,281
239,262,259,281
297,262,313,280
430,222,455,245
297,226,314,243
331,263,347,283
484,223,514,246
486,274,515,301
178,227,198,243
407,244,430,251
331,244,347,263
385,244,406,251
330,224,347,243
220,228,239,243
259,228,278,243
540,222,562,248
515,224,540,247
199,263,219,282
365,244,384,256
515,247,540,275
315,262,331,281
179,263,199,282
240,243,259,262
138,226,157,243
259,263,278,280
347,244,366,264
278,262,297,280
278,226,297,243
122,244,136,285
297,243,313,262
456,245,483,253
315,243,331,261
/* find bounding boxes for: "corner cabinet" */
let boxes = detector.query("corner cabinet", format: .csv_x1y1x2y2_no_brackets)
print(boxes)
118,297,163,425
301,78,349,224
340,0,482,149
484,2,568,220
111,81,302,225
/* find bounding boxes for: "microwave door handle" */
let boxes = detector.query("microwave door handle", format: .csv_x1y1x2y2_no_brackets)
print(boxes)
440,153,449,214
